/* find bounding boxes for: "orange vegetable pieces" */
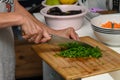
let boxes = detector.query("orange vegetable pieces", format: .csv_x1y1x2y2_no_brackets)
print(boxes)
114,22,120,28
101,21,120,29
101,21,112,28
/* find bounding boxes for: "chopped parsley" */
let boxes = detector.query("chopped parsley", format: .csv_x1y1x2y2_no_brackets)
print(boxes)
56,42,102,58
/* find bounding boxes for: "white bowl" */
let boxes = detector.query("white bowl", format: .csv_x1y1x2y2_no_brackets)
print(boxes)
90,15,120,46
40,5,88,30
41,0,78,7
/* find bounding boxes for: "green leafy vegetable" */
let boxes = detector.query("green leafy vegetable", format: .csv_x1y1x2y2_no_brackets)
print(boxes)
56,42,102,58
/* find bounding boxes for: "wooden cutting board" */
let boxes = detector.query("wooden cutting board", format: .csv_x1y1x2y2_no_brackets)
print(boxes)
32,36,120,80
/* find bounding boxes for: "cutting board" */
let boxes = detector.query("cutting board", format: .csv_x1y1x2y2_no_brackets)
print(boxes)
32,36,120,80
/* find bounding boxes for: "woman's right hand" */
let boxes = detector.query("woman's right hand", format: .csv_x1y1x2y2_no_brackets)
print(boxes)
20,15,51,44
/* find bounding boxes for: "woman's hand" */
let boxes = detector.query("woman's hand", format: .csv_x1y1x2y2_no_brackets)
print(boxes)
44,26,80,41
14,0,79,43
20,14,79,43
20,15,51,43
53,27,79,40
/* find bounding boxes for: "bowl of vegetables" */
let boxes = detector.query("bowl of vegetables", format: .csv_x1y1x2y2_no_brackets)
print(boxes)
40,5,88,30
42,0,78,7
90,14,120,46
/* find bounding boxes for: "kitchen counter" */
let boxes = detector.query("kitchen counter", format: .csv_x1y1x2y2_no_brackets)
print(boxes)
33,13,120,80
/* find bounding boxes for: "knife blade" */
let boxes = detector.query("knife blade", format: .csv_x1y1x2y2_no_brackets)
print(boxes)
47,34,93,48
17,34,93,48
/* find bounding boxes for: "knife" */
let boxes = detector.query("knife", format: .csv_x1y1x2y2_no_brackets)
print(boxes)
16,34,93,48
47,34,93,48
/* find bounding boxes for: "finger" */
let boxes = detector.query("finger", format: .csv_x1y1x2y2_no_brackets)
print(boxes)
33,34,43,44
21,30,29,39
21,25,40,40
28,34,37,42
70,32,79,40
21,29,31,40
22,34,35,40
40,32,51,43
66,27,79,40
22,31,25,35
28,38,33,42
22,35,30,40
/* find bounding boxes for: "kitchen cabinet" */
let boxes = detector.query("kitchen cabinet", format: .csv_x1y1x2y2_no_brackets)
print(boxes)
15,40,43,79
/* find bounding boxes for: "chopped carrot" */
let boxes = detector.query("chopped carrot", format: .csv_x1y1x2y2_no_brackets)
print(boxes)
114,23,120,28
101,21,112,28
101,21,120,29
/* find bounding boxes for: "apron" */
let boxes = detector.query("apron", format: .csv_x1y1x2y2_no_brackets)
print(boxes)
0,0,15,80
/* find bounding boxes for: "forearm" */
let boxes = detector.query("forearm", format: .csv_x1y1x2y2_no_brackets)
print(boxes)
14,0,56,34
0,12,23,28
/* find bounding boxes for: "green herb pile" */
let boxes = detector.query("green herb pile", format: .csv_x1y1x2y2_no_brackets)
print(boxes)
57,42,102,58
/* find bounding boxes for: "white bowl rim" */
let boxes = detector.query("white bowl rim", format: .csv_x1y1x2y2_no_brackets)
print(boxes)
90,15,120,30
40,5,88,19
41,0,79,7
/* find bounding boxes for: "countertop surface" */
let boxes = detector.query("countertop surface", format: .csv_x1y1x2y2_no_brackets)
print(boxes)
33,13,120,80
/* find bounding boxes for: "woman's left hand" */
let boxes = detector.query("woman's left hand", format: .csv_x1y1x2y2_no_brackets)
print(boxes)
48,27,79,41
